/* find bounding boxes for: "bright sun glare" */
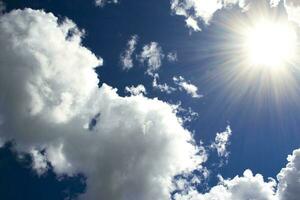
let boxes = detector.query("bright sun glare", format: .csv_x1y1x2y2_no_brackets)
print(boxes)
244,21,297,67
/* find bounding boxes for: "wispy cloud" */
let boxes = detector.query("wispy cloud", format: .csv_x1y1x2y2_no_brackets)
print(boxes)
120,35,138,70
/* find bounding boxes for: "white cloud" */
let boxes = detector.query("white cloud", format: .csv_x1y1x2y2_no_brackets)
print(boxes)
0,9,206,200
153,73,177,94
174,147,300,200
95,0,118,7
3,7,300,200
125,84,147,96
139,42,165,76
283,0,300,26
277,148,300,200
173,76,203,98
186,16,201,31
120,35,138,70
170,0,249,31
210,126,232,158
174,169,277,200
30,149,48,175
270,0,281,7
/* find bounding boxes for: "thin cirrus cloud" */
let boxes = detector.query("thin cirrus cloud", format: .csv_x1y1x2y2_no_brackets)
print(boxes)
0,8,206,200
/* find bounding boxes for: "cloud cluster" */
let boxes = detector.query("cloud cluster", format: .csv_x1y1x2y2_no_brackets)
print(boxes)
170,0,249,31
174,169,277,200
174,148,300,200
0,8,205,200
2,7,300,200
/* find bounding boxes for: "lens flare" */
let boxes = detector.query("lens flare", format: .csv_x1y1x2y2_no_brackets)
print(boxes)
243,21,297,67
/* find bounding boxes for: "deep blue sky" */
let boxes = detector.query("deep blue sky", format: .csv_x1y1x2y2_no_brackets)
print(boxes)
2,0,300,199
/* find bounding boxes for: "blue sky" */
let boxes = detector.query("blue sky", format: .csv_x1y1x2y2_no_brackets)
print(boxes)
1,0,300,199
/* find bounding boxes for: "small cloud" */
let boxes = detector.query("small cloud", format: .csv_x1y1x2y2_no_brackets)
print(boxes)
210,126,232,158
30,149,48,175
125,84,147,96
120,35,138,70
167,51,178,62
173,76,203,98
139,42,165,76
95,0,118,7
186,17,201,31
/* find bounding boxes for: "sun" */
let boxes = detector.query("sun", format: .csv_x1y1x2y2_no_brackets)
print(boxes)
243,20,297,67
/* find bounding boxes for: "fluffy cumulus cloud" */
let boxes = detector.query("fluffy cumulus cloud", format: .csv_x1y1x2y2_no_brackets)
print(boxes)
120,35,138,70
3,7,300,200
170,0,249,31
174,148,300,200
139,42,165,75
277,148,300,200
0,8,206,200
174,169,277,200
124,84,147,96
95,0,118,7
173,76,203,98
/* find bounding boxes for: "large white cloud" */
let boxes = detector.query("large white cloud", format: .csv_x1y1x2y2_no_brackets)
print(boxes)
2,7,300,200
277,148,300,200
0,8,206,200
